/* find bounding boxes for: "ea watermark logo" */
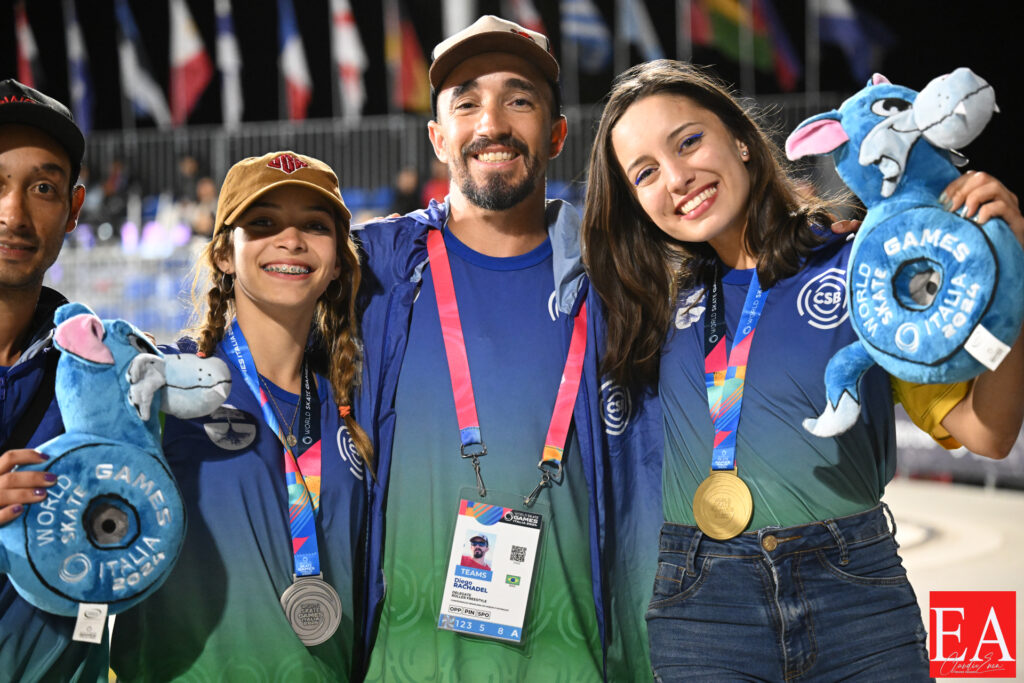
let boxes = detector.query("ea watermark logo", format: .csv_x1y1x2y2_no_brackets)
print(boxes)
797,268,848,329
337,426,365,481
601,380,631,436
930,591,1016,678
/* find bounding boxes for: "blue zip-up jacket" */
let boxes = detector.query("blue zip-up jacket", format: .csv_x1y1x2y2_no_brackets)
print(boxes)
0,287,108,683
354,200,664,681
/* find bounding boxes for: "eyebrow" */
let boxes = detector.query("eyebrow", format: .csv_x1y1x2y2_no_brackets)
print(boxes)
448,77,543,104
622,121,699,176
0,162,68,178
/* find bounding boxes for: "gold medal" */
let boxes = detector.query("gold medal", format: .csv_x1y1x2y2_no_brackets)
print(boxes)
285,433,298,448
692,468,753,540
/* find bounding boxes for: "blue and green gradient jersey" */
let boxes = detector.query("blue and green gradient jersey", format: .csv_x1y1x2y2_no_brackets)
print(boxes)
111,346,367,682
365,230,603,682
660,236,900,529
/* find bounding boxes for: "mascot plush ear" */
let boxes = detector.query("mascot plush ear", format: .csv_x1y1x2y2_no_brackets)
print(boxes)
0,303,230,627
786,68,1024,436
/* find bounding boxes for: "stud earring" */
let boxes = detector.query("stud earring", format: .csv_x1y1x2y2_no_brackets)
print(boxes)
741,148,749,157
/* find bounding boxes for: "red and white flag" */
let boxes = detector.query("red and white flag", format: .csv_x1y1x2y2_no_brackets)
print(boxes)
169,0,213,126
278,0,313,120
329,0,367,121
504,0,547,34
14,1,44,88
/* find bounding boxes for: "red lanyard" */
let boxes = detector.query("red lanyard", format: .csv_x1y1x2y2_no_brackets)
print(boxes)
426,228,587,506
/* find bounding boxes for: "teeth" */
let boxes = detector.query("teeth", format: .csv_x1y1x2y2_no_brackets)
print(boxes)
263,264,310,274
477,151,516,162
680,186,717,214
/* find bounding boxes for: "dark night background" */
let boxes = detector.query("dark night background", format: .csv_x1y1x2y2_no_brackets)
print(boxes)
1,0,1020,191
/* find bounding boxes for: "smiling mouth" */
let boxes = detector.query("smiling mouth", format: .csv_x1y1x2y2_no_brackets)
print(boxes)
262,264,311,275
475,150,519,163
678,185,718,215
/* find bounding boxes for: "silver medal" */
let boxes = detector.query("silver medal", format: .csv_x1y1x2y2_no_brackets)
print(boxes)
280,574,342,646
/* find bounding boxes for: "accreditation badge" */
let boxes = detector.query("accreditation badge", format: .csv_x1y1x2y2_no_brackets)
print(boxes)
437,490,546,644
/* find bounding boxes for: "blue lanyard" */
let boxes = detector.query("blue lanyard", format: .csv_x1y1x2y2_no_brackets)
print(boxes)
222,321,322,578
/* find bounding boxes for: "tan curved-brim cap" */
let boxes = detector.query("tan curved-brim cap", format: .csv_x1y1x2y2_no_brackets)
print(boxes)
429,15,559,90
214,151,351,234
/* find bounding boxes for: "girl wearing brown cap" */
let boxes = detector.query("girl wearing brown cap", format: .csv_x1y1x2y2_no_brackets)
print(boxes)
111,151,371,681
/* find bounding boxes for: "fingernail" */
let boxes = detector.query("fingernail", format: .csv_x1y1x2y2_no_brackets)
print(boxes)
938,192,948,205
33,489,46,497
37,453,49,461
960,205,970,218
9,505,22,515
43,473,58,483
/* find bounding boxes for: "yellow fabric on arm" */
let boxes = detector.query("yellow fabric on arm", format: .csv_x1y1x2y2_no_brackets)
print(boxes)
891,377,969,449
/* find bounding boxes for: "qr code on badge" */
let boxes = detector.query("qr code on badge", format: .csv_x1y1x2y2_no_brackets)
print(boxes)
509,545,527,563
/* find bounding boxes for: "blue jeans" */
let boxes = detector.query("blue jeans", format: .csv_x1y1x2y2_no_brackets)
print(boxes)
645,505,931,682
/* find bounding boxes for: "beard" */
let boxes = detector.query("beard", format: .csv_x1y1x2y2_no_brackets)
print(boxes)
453,135,545,211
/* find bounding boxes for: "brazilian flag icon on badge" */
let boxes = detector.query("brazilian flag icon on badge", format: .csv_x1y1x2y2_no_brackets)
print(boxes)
506,575,521,586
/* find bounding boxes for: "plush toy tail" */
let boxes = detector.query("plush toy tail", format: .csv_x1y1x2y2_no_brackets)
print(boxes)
803,343,876,437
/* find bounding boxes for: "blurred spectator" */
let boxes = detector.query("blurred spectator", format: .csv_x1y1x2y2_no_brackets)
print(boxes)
390,166,422,215
100,158,130,227
186,176,218,240
174,153,203,202
420,158,449,207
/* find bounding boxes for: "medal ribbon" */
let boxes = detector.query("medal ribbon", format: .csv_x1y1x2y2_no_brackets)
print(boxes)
426,228,587,497
703,267,768,472
223,321,323,578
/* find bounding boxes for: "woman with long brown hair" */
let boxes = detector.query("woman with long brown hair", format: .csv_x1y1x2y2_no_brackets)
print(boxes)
581,60,1024,679
111,151,372,681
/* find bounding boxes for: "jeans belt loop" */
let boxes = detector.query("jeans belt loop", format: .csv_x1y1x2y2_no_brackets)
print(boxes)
824,519,849,566
881,501,899,547
685,529,703,577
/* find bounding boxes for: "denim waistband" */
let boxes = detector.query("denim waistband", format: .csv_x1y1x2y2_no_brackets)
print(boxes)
659,504,897,561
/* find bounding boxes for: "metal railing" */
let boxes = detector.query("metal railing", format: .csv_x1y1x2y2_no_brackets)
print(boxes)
80,93,847,206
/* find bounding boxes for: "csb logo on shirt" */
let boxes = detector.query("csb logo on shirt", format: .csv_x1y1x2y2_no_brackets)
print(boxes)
929,591,1016,678
796,267,848,329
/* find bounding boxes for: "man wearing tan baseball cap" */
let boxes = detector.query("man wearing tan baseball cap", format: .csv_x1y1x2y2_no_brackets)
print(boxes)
358,15,654,683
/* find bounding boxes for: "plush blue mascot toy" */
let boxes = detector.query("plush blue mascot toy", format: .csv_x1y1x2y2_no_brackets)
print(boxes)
0,303,230,618
786,68,1024,436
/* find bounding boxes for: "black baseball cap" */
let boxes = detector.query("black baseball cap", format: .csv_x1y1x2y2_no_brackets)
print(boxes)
0,79,85,184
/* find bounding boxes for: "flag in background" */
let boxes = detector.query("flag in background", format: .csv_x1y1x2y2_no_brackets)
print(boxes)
687,0,800,91
624,0,665,62
63,0,94,133
214,0,243,127
277,0,313,120
503,0,547,34
14,1,44,88
754,0,800,91
169,0,213,126
384,0,430,113
560,0,613,73
689,0,770,71
114,0,172,127
819,0,891,83
330,0,368,120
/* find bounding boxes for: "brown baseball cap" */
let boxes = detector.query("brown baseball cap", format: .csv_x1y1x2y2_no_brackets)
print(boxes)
429,15,559,90
214,151,351,235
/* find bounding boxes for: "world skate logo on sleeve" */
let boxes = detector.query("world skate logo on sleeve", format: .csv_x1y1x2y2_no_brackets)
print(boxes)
797,268,848,330
930,591,1016,678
